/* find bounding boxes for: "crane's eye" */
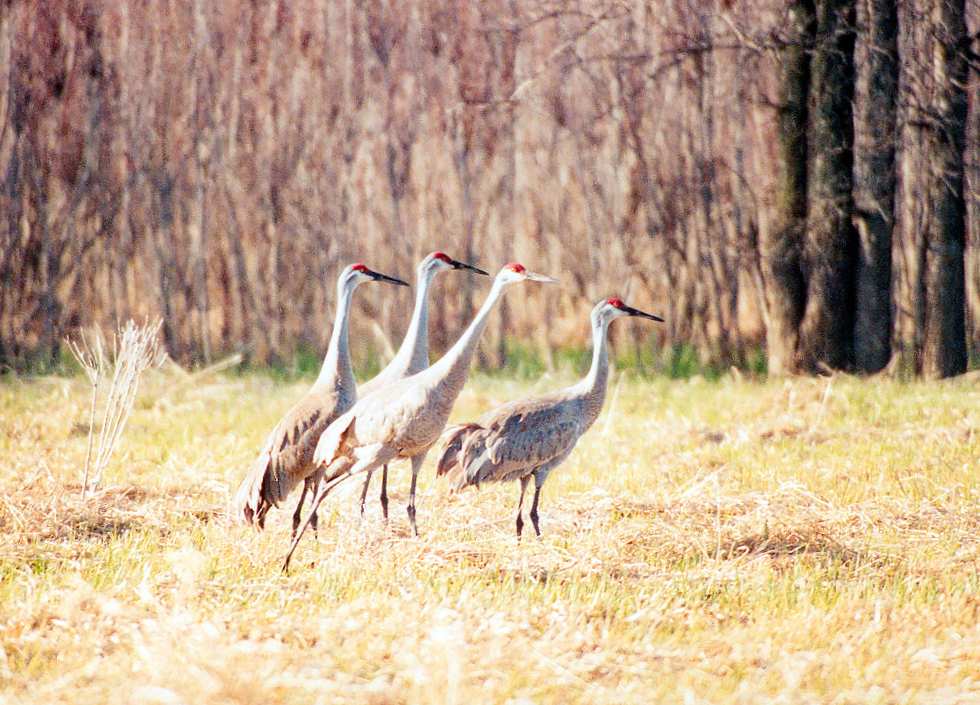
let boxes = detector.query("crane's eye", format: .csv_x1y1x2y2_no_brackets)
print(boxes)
606,297,625,309
505,262,526,274
432,252,452,263
351,263,368,273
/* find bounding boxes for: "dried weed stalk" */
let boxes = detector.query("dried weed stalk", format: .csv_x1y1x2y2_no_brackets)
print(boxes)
68,320,165,497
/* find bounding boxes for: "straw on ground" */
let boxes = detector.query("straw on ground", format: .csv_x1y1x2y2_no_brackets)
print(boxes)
1,373,977,704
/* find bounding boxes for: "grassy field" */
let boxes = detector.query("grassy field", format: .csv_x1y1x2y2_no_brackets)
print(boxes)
1,369,978,704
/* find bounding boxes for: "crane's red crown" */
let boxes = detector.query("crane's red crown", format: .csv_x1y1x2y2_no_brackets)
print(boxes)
432,251,452,263
505,262,526,273
351,263,368,272
607,297,626,309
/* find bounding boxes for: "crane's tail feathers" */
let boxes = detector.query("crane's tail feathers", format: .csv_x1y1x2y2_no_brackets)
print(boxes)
436,423,498,490
435,423,482,482
230,451,277,529
459,432,495,489
231,448,304,529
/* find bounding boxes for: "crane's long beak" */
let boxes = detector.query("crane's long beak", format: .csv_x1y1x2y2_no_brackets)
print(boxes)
367,269,410,287
450,259,489,276
525,271,559,284
624,304,664,322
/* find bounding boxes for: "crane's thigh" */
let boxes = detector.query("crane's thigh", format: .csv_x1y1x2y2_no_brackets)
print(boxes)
533,467,553,489
534,447,574,488
349,443,398,478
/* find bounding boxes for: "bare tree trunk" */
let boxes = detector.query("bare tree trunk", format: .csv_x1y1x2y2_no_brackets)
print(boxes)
762,0,813,375
967,70,980,358
497,19,519,370
33,162,61,364
893,0,931,371
694,32,731,365
192,157,211,362
853,0,898,372
265,218,281,363
798,0,857,372
152,175,179,359
922,0,968,379
1,132,23,360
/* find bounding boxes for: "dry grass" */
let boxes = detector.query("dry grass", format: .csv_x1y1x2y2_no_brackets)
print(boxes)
1,371,979,704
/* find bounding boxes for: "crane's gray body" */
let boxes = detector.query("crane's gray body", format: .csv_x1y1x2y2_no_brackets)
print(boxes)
234,254,480,530
438,385,603,489
429,297,662,539
436,301,612,492
347,254,487,516
235,379,355,528
232,268,361,528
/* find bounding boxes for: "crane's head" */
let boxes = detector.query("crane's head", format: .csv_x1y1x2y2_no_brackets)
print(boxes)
423,251,489,276
495,262,559,286
594,297,665,326
342,263,410,288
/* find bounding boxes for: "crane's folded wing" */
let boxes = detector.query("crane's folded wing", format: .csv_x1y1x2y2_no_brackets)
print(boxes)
460,398,584,487
233,391,334,523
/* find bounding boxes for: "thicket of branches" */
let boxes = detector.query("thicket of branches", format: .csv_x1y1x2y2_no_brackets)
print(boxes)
1,0,977,375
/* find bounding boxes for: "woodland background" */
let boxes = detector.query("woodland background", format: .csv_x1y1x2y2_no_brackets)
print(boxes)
1,0,978,377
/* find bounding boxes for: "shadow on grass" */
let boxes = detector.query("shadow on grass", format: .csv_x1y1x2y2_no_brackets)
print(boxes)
1,483,223,553
722,530,863,565
608,500,871,568
63,515,137,540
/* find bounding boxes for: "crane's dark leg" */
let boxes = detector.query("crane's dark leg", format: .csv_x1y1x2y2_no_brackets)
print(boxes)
282,473,349,573
282,447,396,573
406,454,424,536
291,479,309,539
358,470,374,516
529,479,543,537
309,474,320,539
379,464,389,522
516,476,530,538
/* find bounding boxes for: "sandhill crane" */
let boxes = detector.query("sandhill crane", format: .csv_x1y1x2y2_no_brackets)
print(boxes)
354,252,488,520
435,298,663,538
283,263,557,570
231,263,408,534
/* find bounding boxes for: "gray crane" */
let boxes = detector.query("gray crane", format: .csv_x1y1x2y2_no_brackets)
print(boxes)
435,298,663,538
283,263,557,570
354,252,488,520
231,263,408,534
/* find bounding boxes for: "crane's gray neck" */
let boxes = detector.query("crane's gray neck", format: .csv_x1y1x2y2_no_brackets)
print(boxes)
387,263,434,374
576,314,611,412
315,277,357,393
431,277,504,390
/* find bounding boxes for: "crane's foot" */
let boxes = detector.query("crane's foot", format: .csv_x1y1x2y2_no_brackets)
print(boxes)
311,510,319,540
282,540,299,574
529,482,542,537
407,504,418,537
379,464,389,524
358,474,370,519
516,514,524,539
